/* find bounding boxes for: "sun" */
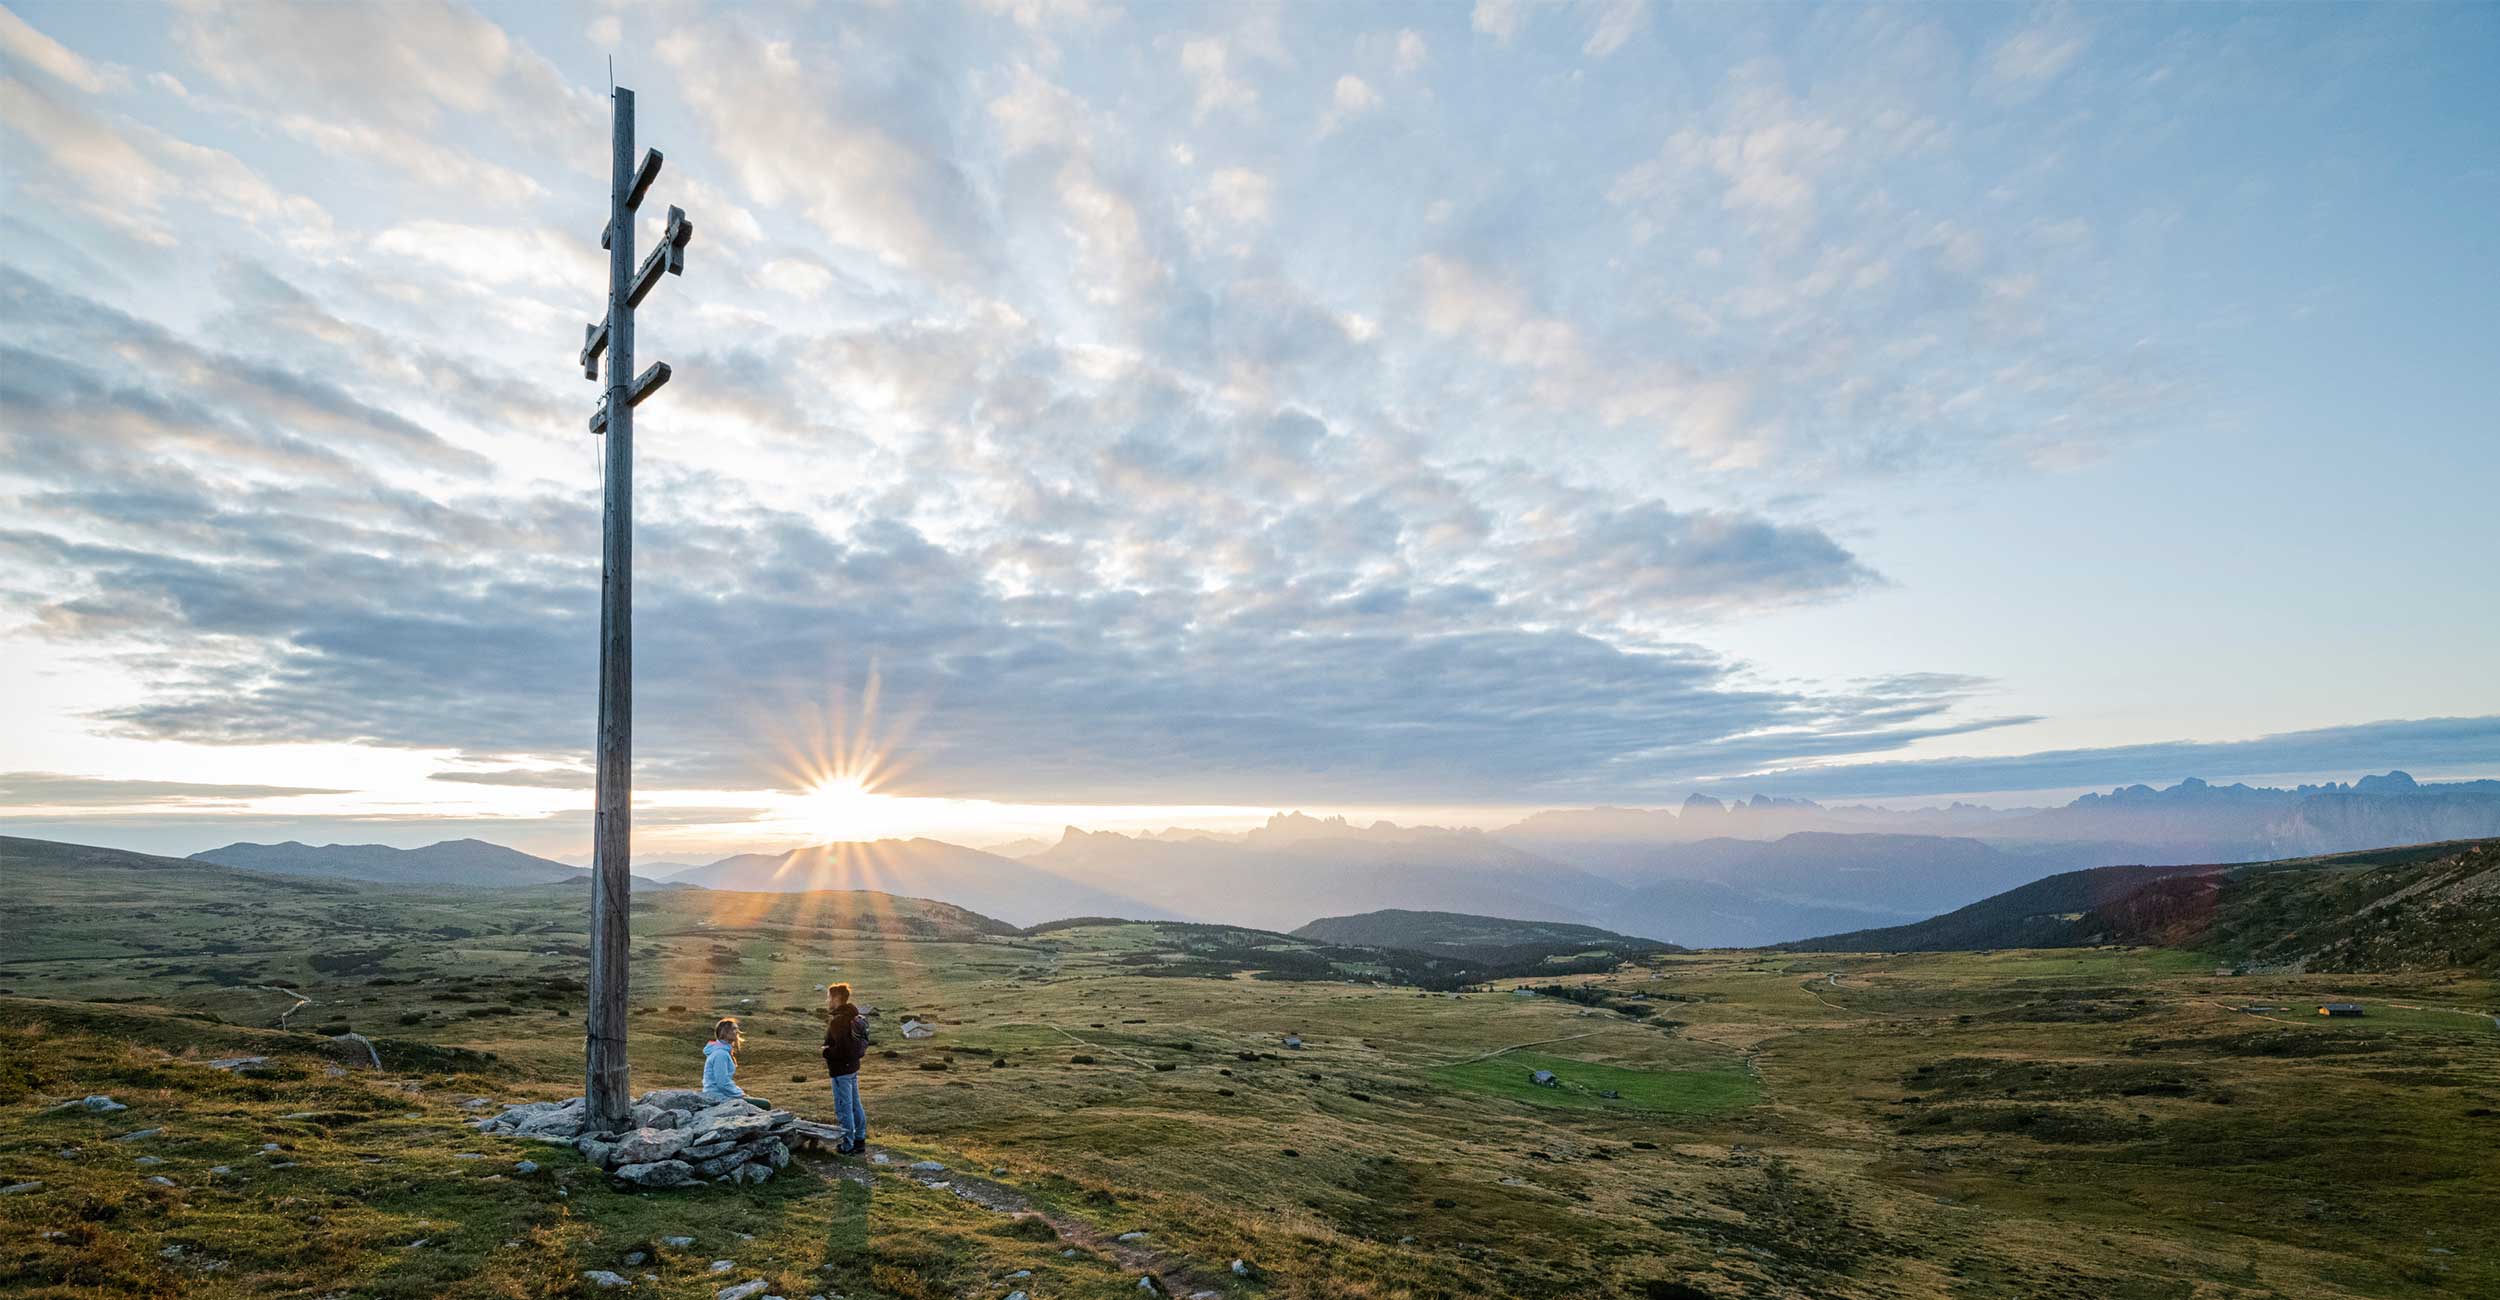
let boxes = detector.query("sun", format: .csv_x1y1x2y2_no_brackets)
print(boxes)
800,774,900,843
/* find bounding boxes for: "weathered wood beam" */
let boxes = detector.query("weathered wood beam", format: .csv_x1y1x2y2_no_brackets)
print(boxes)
586,364,673,435
627,148,663,211
628,361,671,406
580,321,608,381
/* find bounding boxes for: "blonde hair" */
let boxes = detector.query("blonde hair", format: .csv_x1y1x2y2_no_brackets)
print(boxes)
826,982,853,1007
713,1016,741,1048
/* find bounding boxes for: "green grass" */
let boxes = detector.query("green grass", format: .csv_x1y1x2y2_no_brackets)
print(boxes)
1429,1049,1759,1115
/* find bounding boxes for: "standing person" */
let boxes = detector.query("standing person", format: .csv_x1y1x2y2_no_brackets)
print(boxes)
821,983,870,1153
701,1017,767,1109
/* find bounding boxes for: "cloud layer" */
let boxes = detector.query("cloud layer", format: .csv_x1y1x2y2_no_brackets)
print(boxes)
3,1,2491,829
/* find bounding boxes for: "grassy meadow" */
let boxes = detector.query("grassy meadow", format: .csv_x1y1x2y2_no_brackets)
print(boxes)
3,846,2497,1298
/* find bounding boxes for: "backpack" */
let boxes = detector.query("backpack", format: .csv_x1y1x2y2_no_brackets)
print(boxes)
852,1015,872,1047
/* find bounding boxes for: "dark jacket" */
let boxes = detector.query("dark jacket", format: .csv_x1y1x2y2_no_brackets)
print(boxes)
822,1003,865,1078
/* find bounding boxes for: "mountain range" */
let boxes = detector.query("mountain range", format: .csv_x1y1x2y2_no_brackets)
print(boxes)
657,839,1161,928
161,771,2500,946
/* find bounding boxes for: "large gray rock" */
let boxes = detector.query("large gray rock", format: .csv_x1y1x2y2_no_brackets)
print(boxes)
488,1098,587,1138
638,1088,710,1114
685,1108,774,1146
633,1102,682,1131
732,1161,771,1185
614,1159,700,1188
516,1111,585,1140
716,1281,770,1300
692,1148,756,1179
612,1126,694,1166
582,1271,632,1289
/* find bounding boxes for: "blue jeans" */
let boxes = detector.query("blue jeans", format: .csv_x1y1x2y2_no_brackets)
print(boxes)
830,1073,866,1148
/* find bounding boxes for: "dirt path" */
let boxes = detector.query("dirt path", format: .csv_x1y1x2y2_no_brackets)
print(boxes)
2203,999,2309,1027
1444,1029,1621,1066
246,985,312,1028
795,1141,1235,1296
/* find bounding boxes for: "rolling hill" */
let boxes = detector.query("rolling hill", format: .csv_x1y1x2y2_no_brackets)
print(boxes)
1771,862,2222,953
190,837,586,887
1291,908,1680,962
1784,838,2500,973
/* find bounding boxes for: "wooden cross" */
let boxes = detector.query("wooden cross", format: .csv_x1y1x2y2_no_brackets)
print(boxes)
576,85,693,1136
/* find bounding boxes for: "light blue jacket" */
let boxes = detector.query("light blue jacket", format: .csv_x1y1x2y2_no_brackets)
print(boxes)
701,1038,744,1097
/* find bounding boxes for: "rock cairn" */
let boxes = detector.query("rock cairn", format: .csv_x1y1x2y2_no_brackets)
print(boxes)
473,1089,795,1188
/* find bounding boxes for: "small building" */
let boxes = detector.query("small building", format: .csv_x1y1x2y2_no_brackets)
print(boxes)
2317,1002,2366,1017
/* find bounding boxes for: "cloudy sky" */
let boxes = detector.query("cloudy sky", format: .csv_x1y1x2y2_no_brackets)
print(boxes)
3,1,2495,859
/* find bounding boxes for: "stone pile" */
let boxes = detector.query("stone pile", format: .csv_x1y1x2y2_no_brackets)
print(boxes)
473,1089,796,1188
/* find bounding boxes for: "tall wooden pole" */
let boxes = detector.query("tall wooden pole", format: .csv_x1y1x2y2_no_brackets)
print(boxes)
585,85,637,1134
575,86,688,1132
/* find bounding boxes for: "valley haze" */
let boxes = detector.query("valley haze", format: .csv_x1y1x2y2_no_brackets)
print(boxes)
168,770,2500,947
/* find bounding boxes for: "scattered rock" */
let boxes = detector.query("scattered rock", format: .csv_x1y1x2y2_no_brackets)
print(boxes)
1138,1278,1159,1293
514,1160,539,1175
709,1261,736,1274
909,1160,945,1172
901,1019,935,1039
207,1056,269,1073
623,1251,647,1266
134,1156,164,1167
716,1281,770,1300
2,1181,43,1195
1282,1034,1303,1049
1117,1231,1148,1242
1231,1260,1251,1276
113,1128,165,1143
1530,1070,1558,1088
209,1166,233,1176
145,1176,175,1187
582,1271,632,1289
55,1095,126,1113
662,1236,697,1248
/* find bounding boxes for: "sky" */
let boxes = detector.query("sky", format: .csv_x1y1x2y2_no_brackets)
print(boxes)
2,0,2496,862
